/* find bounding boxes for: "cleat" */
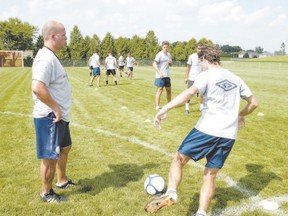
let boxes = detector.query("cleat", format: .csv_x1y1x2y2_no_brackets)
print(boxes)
41,189,66,203
185,110,190,114
56,178,78,189
144,194,175,213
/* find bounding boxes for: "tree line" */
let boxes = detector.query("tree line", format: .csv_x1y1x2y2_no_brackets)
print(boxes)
0,17,213,62
1,17,285,63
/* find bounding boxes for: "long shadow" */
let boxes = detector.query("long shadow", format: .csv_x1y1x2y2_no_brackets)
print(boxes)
186,163,282,215
75,162,157,196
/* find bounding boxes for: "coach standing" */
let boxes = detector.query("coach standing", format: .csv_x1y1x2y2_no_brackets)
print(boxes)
32,20,77,203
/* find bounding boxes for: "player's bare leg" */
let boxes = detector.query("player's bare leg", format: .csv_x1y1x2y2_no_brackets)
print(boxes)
155,87,163,110
198,168,218,214
144,152,190,213
165,86,171,102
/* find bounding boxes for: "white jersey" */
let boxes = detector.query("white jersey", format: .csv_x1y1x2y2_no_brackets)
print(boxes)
154,51,172,78
187,53,202,81
105,55,117,70
126,56,135,67
89,53,100,68
118,56,125,66
194,68,253,139
32,47,72,121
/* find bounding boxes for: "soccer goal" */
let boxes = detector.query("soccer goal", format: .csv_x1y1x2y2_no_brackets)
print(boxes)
0,50,24,67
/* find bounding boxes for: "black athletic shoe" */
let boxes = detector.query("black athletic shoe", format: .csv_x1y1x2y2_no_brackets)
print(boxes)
41,189,66,203
56,178,78,189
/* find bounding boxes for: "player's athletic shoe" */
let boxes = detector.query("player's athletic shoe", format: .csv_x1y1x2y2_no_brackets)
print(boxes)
144,194,175,213
41,189,66,203
56,178,78,189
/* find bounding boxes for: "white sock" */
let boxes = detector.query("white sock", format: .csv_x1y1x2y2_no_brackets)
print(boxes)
196,209,207,216
185,103,189,110
166,189,177,202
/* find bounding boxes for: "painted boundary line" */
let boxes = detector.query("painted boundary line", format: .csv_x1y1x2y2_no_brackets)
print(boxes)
1,111,287,216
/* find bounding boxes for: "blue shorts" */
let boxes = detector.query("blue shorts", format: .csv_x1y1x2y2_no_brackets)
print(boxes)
34,112,72,159
178,128,235,168
92,67,100,76
154,77,171,88
127,67,133,72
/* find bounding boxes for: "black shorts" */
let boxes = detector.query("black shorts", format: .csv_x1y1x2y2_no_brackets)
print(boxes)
106,69,116,76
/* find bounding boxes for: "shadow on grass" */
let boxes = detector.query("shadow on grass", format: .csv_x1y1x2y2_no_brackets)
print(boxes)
186,163,282,215
76,162,158,196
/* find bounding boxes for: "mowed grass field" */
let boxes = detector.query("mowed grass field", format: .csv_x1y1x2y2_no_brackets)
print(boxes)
0,61,287,216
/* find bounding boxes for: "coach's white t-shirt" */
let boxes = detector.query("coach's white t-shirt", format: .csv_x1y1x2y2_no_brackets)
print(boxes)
187,53,202,81
194,68,252,139
32,47,72,122
154,51,172,78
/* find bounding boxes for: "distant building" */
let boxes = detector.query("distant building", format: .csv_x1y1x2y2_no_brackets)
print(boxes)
238,51,259,58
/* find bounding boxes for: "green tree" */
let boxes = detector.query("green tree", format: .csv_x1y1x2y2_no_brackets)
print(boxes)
144,30,159,59
185,38,197,57
69,25,85,59
129,35,146,59
0,17,37,50
280,42,286,55
87,34,101,59
82,36,91,60
172,41,186,61
115,37,130,58
101,32,116,58
33,35,44,57
58,45,71,60
255,46,264,54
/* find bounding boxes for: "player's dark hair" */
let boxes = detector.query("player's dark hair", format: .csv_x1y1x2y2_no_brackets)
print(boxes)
162,41,169,46
198,45,221,65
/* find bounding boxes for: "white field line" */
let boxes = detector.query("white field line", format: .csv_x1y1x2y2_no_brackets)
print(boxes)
1,111,287,216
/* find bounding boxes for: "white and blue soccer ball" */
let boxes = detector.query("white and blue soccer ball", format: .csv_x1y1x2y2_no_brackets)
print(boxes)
144,174,166,195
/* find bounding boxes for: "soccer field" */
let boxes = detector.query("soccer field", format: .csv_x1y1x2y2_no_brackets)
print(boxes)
0,62,287,216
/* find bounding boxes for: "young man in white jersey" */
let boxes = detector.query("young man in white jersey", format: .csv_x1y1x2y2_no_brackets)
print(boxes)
105,52,118,85
89,49,101,87
145,45,258,215
185,43,204,114
32,20,77,203
153,41,173,110
118,54,125,77
125,52,136,79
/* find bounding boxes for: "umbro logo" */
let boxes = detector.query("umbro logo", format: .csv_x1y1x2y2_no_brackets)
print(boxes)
216,80,237,91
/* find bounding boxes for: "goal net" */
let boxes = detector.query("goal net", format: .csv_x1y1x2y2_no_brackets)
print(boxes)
0,50,24,67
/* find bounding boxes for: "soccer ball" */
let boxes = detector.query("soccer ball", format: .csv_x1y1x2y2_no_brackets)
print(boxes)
144,174,166,195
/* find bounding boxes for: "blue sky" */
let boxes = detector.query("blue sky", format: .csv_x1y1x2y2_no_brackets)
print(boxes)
1,0,287,52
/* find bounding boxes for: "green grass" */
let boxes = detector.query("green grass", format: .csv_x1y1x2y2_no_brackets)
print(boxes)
0,62,287,216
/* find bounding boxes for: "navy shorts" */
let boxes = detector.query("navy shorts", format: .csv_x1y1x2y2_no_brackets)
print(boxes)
92,67,101,76
127,67,133,72
178,128,235,168
154,77,171,88
34,112,72,159
119,66,124,70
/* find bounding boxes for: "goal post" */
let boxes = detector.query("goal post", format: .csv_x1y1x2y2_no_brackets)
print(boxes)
0,50,24,67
